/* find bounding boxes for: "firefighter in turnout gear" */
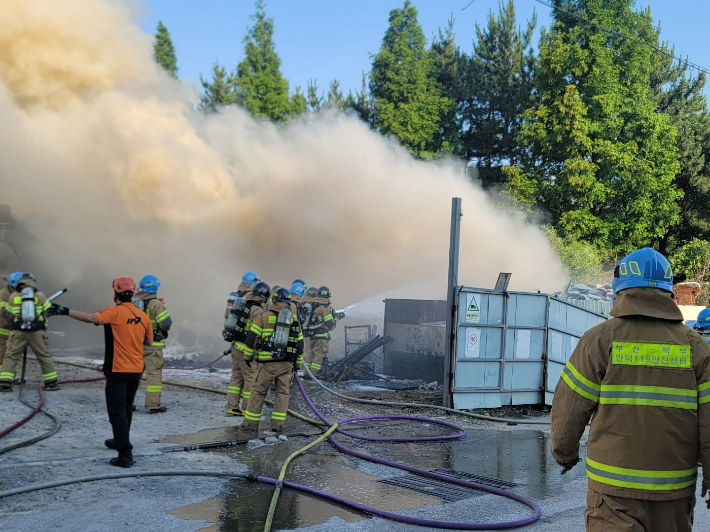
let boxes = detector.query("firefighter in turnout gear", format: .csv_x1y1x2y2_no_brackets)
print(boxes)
0,272,22,367
134,275,172,413
0,273,58,392
551,248,710,531
304,286,337,377
226,281,269,416
241,288,304,432
289,281,305,315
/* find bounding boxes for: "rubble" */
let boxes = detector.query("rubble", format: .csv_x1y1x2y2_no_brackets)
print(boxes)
552,283,614,301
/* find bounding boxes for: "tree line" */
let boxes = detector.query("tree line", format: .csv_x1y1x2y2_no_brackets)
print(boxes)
153,0,710,295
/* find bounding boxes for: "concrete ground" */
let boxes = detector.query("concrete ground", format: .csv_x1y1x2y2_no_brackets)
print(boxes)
1,355,709,531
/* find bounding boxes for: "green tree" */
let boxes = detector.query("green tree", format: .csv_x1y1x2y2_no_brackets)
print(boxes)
290,86,307,115
199,62,236,112
460,1,536,185
345,72,374,123
543,226,606,284
370,1,451,156
324,79,345,110
234,0,292,121
504,0,681,255
429,17,463,155
670,239,710,305
650,45,710,254
154,21,178,79
306,80,323,112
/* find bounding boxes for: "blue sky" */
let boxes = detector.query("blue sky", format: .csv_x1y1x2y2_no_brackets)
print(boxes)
137,0,709,97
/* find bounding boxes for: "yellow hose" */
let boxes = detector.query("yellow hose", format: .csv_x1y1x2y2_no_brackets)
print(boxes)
54,360,325,426
263,423,339,532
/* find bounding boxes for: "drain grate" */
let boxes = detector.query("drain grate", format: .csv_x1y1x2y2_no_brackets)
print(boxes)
432,469,519,489
379,469,518,502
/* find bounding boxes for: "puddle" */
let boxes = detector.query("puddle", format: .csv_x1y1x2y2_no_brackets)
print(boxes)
167,415,582,530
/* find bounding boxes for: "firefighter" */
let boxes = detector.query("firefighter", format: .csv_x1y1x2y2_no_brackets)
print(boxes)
0,272,22,368
304,286,337,377
289,281,305,316
226,281,270,416
551,248,710,531
134,275,172,413
0,273,57,392
694,308,710,343
241,288,304,433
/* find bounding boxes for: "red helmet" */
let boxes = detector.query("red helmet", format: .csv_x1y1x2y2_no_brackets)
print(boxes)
113,276,136,293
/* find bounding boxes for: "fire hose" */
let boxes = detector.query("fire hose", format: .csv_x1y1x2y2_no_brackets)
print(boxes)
0,370,542,530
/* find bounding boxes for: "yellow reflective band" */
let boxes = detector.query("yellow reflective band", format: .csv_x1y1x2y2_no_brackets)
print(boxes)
599,384,697,410
629,261,641,275
152,342,166,347
250,324,263,334
0,328,9,336
310,364,322,370
43,372,58,381
612,342,691,369
241,391,251,398
586,457,697,491
228,386,242,394
699,381,710,405
244,410,262,421
156,311,170,322
146,385,162,393
561,362,600,402
0,372,15,380
271,412,287,420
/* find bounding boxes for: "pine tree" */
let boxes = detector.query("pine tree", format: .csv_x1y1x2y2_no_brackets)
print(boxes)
154,21,178,79
504,0,681,255
307,80,323,112
234,0,292,121
369,1,451,156
461,1,536,185
324,79,345,110
290,86,307,115
344,72,374,123
199,62,236,112
429,17,462,155
650,44,710,253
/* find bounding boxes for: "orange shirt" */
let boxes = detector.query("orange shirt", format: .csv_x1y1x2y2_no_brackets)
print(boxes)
95,302,152,374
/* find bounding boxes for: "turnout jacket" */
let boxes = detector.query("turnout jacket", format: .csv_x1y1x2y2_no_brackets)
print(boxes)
3,278,50,331
0,276,12,339
244,301,304,366
234,293,266,353
551,287,710,501
309,297,336,339
134,291,172,348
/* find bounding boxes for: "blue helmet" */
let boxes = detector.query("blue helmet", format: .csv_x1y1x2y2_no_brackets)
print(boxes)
612,248,673,294
695,308,710,331
242,271,258,286
290,282,305,298
8,271,23,289
139,275,161,294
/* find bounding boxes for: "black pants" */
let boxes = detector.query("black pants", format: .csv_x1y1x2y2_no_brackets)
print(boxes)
104,372,141,452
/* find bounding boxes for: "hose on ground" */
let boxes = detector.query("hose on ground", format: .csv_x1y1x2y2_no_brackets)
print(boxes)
263,423,339,532
303,363,550,425
291,371,542,529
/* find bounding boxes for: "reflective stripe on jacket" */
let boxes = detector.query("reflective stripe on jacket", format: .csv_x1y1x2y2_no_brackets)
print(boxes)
135,293,172,348
551,287,710,501
6,286,50,330
234,296,266,354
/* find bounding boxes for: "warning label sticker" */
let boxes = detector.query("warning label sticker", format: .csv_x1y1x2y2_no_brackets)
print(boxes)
465,294,481,323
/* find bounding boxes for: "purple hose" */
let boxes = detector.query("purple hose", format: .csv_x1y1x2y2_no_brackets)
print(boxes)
289,372,542,530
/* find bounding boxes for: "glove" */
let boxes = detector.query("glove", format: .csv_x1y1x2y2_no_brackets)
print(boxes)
703,486,710,509
560,458,580,475
47,304,69,317
244,358,252,368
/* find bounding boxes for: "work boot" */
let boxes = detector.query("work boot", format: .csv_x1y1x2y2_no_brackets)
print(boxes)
0,383,12,393
109,450,134,468
226,407,243,416
104,439,117,450
270,425,284,433
44,381,61,391
148,406,167,414
239,421,258,434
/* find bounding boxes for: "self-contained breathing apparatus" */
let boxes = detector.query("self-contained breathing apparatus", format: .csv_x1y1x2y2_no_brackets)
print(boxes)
132,298,145,312
20,287,37,331
223,292,249,343
262,309,299,364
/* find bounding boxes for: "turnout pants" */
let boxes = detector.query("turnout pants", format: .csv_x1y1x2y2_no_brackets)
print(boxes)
243,361,293,430
307,338,329,376
143,347,164,409
227,347,254,410
0,333,7,367
105,372,141,453
0,331,57,385
585,489,694,532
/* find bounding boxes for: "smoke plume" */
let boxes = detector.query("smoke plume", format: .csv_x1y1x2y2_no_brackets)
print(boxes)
0,0,567,337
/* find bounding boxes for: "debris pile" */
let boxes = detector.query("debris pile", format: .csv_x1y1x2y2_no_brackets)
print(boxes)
552,283,614,301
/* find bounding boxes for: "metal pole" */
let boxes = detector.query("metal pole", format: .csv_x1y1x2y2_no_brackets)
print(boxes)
443,198,462,409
